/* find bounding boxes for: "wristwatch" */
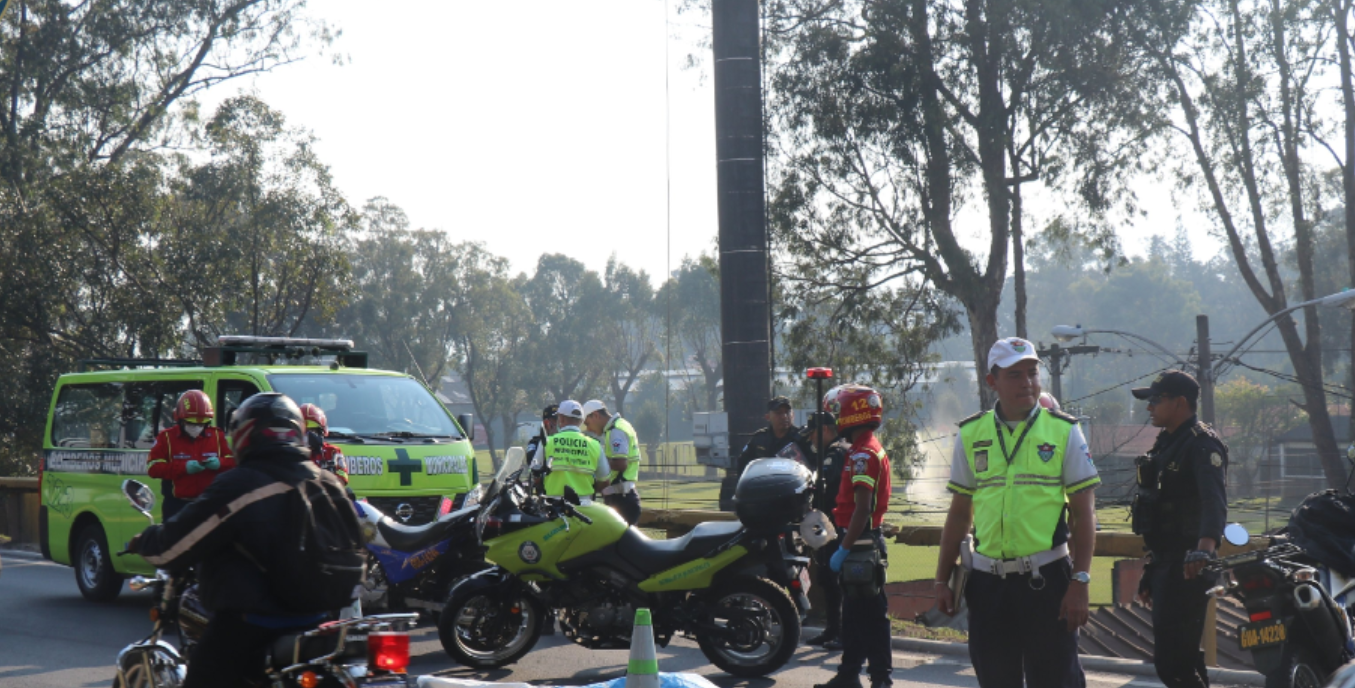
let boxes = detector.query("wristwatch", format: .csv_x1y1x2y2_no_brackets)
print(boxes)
1071,571,1091,585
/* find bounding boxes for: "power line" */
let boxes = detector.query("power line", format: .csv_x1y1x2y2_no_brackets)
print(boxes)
1226,360,1353,400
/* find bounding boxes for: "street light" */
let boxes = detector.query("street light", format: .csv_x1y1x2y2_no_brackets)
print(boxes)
1050,324,1190,370
1215,288,1355,376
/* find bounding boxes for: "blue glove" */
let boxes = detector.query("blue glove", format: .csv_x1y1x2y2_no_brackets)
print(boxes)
202,456,221,471
830,546,850,573
185,460,204,475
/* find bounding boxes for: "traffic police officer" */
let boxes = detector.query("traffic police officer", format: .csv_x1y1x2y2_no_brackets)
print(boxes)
736,396,801,474
802,411,848,650
542,400,610,501
935,337,1100,688
582,399,642,525
1130,370,1228,688
816,384,893,688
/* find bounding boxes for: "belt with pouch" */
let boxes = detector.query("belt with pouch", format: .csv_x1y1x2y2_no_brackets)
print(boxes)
601,481,637,496
965,539,1069,580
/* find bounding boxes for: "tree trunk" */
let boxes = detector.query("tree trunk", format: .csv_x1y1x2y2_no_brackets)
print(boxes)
966,295,1001,411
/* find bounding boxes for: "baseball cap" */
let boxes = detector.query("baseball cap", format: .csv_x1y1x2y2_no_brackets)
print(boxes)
1131,370,1200,403
557,400,585,419
541,404,559,421
582,399,608,418
806,411,836,432
767,395,792,411
988,337,1040,371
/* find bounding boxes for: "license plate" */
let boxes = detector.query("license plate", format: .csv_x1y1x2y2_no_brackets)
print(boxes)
1238,618,1287,650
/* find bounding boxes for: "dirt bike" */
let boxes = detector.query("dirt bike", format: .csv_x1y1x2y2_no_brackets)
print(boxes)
111,480,419,688
438,451,812,678
1206,523,1355,688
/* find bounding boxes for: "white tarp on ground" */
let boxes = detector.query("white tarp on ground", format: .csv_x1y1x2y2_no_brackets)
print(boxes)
417,674,719,688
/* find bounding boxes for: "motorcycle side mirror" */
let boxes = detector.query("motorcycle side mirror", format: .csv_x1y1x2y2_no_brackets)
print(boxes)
1223,523,1250,548
121,479,156,524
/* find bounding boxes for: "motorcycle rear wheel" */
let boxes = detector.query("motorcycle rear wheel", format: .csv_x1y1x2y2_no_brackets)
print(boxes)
439,582,542,669
696,576,801,678
1266,644,1324,688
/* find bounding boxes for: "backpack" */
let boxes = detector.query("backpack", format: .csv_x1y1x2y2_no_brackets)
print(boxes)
1284,489,1355,578
267,472,367,613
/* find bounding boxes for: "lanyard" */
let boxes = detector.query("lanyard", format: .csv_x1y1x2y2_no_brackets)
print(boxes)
994,407,1041,466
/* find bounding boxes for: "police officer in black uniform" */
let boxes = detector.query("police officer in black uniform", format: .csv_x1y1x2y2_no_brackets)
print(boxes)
801,411,849,650
1130,370,1228,688
736,396,801,474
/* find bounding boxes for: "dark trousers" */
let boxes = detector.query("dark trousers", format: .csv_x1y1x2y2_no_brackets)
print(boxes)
1148,558,1212,688
161,494,189,523
836,534,892,685
183,613,285,688
814,532,844,636
605,491,641,525
965,558,1085,688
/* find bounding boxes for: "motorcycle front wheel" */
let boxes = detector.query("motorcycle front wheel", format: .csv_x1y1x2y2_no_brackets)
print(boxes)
696,576,801,678
438,581,542,668
111,646,185,688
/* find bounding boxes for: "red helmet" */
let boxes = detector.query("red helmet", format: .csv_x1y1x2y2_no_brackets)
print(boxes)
823,384,883,433
174,390,215,424
299,403,328,435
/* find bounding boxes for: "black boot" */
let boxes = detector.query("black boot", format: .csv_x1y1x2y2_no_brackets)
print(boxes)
813,673,864,688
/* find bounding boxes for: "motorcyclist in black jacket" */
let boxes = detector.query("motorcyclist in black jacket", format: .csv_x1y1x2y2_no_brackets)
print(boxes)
131,393,350,688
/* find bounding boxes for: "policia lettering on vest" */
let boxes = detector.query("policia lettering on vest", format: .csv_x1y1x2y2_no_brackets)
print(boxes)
934,338,1100,688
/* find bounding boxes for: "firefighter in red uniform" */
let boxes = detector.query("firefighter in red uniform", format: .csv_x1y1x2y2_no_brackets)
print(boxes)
299,403,349,484
816,384,893,688
147,390,236,521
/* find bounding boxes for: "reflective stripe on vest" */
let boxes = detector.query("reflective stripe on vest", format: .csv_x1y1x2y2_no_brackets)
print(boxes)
602,416,641,482
544,426,601,498
960,409,1074,560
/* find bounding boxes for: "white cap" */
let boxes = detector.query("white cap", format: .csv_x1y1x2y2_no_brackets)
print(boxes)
987,337,1040,371
582,399,608,418
557,400,585,419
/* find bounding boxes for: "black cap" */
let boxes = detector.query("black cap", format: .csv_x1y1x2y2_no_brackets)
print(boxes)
767,396,792,411
806,412,836,432
1131,370,1200,402
542,404,559,420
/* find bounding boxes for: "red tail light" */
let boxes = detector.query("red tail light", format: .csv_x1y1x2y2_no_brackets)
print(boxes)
439,496,453,517
1249,610,1273,622
367,632,409,673
1242,575,1274,591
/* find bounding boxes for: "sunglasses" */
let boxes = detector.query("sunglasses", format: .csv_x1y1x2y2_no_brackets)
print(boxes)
1146,394,1175,406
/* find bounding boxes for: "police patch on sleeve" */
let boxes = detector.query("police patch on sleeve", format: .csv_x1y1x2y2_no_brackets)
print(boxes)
1210,452,1222,468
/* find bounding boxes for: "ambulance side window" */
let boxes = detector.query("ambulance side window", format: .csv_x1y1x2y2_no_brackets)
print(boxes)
121,381,204,449
218,380,261,428
52,383,124,449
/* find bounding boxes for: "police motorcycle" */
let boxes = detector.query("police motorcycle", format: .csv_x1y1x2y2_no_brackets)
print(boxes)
111,480,418,688
438,450,812,677
353,485,488,615
1204,522,1354,688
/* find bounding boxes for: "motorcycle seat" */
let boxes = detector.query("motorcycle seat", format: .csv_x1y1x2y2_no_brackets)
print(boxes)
376,518,456,552
617,521,745,574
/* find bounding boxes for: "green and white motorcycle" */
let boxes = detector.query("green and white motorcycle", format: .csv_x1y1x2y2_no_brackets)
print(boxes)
438,450,814,678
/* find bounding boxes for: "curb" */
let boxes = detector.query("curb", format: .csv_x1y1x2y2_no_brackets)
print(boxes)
885,636,1265,686
0,547,45,562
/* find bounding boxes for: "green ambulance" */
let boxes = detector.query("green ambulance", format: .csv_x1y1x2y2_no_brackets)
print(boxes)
39,336,480,602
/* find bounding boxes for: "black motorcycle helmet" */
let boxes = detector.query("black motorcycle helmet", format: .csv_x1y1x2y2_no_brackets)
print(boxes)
229,393,309,463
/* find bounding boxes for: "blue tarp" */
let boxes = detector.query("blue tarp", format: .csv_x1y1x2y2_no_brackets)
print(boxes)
572,675,719,688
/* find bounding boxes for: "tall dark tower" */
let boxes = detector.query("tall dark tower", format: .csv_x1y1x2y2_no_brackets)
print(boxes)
712,0,771,509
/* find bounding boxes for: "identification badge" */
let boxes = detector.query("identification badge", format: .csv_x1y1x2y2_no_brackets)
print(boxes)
972,440,992,448
975,450,989,473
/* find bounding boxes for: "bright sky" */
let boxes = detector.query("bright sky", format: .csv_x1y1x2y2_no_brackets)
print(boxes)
201,0,1213,286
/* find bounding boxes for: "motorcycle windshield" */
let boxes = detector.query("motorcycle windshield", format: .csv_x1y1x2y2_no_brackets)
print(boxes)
482,447,524,504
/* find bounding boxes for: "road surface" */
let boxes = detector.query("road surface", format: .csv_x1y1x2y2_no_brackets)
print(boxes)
0,551,1198,687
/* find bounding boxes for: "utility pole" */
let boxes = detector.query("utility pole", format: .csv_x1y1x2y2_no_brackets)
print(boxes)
1037,342,1100,402
1197,315,1215,425
711,0,771,510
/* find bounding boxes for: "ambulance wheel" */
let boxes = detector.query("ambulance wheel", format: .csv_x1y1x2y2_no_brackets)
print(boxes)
697,576,801,677
74,523,122,602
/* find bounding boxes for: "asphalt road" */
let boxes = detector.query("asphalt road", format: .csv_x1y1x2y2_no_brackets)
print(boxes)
0,551,1178,687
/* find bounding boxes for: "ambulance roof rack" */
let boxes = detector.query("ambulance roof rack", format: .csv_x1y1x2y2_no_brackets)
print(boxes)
204,335,368,369
78,358,202,372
